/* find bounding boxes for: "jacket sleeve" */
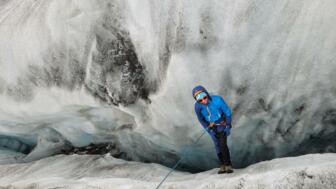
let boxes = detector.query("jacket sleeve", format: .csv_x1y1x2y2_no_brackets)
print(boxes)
194,104,209,130
219,96,232,125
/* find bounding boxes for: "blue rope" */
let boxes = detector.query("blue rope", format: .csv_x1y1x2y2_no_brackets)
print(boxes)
155,130,207,189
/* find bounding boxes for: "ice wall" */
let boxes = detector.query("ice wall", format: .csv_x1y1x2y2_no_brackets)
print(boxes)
0,0,335,169
123,0,336,167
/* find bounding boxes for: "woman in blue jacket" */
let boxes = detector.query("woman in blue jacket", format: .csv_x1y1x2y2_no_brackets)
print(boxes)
192,85,233,174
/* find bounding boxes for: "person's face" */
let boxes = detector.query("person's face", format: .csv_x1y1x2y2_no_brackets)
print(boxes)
197,95,208,105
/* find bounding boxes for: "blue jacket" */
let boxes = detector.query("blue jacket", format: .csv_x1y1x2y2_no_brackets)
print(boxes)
192,85,232,134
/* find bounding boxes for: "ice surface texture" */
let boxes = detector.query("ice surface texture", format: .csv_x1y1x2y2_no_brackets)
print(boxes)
0,0,335,170
0,153,336,189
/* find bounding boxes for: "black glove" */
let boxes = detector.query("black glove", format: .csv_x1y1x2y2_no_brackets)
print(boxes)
224,126,231,136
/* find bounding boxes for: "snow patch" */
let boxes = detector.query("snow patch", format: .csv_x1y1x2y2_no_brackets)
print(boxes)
0,153,335,189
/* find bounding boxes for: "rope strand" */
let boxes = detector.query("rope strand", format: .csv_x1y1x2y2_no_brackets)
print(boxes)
155,130,207,189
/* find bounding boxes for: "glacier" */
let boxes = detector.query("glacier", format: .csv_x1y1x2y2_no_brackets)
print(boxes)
0,0,336,186
0,153,335,189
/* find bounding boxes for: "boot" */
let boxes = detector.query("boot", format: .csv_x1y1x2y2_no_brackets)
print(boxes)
217,164,226,174
225,165,233,173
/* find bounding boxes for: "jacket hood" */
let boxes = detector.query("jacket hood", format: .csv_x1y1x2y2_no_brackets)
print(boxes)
192,85,211,100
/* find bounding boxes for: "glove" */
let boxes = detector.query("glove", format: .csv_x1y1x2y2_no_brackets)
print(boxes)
208,122,215,128
224,125,231,136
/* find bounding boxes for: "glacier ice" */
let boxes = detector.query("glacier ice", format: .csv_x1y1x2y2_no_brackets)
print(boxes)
0,153,336,189
0,0,335,173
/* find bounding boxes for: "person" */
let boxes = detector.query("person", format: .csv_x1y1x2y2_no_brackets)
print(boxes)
192,85,233,174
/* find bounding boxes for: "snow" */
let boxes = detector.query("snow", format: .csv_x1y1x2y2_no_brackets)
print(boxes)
0,153,335,189
0,0,335,185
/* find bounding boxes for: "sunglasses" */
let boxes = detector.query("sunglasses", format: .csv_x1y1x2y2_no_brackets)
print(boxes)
198,96,208,103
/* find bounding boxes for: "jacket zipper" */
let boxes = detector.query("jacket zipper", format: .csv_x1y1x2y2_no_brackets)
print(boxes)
206,101,221,122
206,105,211,121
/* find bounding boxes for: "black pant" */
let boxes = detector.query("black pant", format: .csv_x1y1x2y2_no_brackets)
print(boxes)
217,132,232,166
